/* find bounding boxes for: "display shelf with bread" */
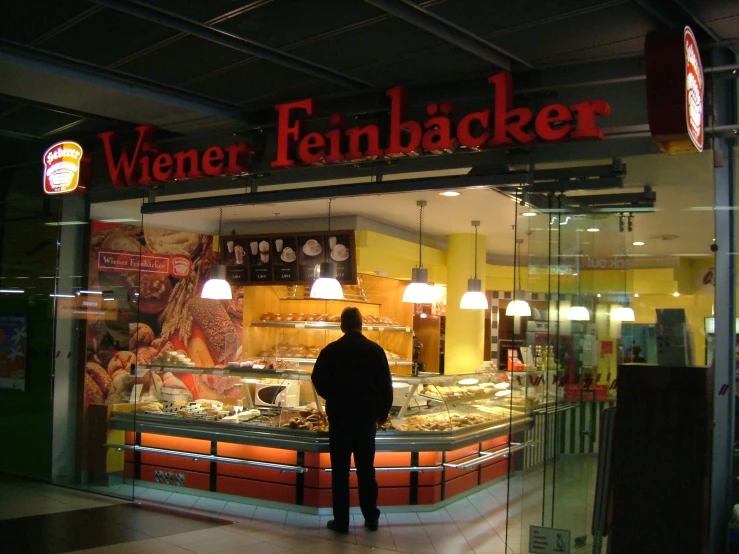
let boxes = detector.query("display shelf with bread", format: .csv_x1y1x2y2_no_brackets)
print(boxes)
243,275,414,375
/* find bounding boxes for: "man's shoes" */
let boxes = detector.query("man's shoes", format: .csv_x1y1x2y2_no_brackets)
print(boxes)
326,520,349,534
364,519,379,532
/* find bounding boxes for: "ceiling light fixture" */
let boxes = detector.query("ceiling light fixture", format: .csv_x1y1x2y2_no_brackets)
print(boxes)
460,220,488,310
440,191,460,197
506,194,531,317
522,211,537,217
673,291,680,297
568,231,590,322
403,200,435,304
633,241,645,246
0,289,24,294
611,213,635,322
311,198,344,300
586,228,600,233
201,207,232,300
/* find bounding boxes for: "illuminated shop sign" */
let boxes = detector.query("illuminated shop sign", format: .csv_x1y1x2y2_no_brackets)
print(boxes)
645,26,704,154
272,71,611,168
43,141,88,195
98,125,254,188
684,27,704,152
95,71,611,187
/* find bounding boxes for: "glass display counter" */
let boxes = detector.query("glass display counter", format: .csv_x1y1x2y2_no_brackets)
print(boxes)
100,367,535,508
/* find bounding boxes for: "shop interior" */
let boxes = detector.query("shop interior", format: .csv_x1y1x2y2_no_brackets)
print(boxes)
0,148,717,550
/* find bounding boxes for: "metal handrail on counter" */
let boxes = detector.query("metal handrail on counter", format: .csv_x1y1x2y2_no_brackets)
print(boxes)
104,443,308,473
442,441,534,470
324,465,444,473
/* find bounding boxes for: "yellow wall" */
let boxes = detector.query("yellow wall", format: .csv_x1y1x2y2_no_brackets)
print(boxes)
356,229,715,369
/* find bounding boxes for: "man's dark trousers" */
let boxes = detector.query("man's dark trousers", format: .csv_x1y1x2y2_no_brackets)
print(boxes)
328,415,380,528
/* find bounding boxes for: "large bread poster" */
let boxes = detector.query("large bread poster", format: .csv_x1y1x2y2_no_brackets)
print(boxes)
84,221,244,406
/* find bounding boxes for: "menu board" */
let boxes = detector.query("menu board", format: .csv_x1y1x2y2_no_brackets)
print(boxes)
221,230,356,286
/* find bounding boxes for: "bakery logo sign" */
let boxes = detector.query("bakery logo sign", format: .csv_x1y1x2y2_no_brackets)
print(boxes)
98,125,254,188
271,71,611,168
43,141,88,195
645,26,704,154
97,251,192,278
684,27,704,152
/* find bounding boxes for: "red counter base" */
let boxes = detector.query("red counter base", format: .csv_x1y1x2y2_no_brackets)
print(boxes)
124,432,510,508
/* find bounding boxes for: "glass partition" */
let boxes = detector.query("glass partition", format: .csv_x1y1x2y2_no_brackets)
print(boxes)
506,150,716,553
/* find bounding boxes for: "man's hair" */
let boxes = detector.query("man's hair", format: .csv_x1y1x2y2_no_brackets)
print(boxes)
340,307,363,333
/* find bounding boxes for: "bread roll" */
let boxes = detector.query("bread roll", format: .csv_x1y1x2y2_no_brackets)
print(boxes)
187,298,239,363
86,362,112,395
85,374,104,404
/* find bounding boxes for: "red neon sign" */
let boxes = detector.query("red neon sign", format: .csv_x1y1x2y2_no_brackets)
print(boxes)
98,125,254,188
271,71,611,168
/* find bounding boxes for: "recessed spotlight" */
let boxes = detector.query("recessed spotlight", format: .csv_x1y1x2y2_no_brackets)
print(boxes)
673,292,680,297
586,228,600,233
573,273,578,277
634,293,639,298
522,211,537,217
633,241,645,246
440,191,460,197
597,293,601,298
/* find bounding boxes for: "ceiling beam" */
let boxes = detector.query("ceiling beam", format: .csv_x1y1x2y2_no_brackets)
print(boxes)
91,0,371,90
364,0,531,70
633,0,739,55
0,39,241,120
110,0,274,69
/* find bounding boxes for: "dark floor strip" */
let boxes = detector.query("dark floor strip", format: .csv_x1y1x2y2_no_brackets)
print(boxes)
0,503,231,554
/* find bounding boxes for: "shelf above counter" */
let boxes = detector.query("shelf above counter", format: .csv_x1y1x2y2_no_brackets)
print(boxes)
251,321,412,333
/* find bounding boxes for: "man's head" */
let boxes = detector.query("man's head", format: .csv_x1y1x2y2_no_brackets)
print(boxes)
340,307,363,333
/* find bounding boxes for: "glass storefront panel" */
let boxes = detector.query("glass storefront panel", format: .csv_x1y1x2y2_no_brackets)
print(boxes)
507,150,716,553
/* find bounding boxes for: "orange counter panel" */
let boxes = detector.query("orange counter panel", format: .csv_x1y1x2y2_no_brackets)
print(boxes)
304,451,410,470
141,434,211,455
139,451,210,473
218,475,296,504
482,435,509,451
304,468,410,489
481,459,508,484
216,462,297,485
217,443,297,465
445,471,479,499
418,485,442,505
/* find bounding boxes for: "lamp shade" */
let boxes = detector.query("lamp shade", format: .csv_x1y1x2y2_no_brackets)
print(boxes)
567,305,591,321
506,300,531,317
403,267,435,304
201,264,232,300
611,305,635,322
310,262,344,299
460,278,488,310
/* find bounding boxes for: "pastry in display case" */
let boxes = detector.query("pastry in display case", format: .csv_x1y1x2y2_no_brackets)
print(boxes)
107,366,532,441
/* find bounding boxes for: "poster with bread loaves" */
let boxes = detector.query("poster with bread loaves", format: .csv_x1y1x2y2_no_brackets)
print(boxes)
84,221,244,407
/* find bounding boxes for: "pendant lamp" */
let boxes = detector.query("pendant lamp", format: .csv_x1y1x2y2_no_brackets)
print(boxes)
201,208,233,300
311,199,344,300
403,200,435,304
460,221,488,310
611,213,635,322
506,197,531,317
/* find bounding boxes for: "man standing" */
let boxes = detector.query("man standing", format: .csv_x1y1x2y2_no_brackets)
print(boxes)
311,307,393,534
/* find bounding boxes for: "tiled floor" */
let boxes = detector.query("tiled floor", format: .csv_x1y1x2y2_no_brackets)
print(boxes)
0,455,605,554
